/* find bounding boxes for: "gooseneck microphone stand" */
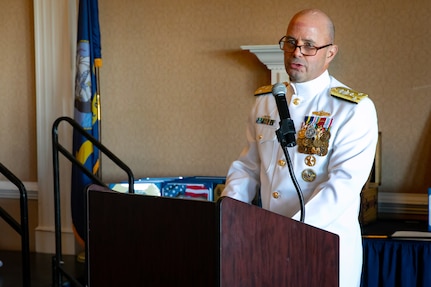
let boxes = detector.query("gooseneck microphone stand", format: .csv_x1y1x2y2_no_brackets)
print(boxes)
273,83,305,222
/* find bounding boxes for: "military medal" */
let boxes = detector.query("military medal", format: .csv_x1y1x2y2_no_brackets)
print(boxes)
304,155,316,167
320,130,331,141
298,129,306,139
297,114,333,157
301,169,316,182
305,126,316,138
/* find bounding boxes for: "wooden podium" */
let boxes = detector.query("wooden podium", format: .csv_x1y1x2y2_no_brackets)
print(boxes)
86,184,339,286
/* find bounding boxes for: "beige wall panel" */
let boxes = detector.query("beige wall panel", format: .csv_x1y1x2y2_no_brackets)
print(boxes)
0,0,37,181
0,198,38,251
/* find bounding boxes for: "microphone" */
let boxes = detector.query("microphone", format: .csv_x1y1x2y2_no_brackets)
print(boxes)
272,83,296,147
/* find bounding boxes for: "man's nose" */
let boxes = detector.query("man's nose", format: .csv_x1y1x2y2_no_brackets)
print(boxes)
292,45,303,56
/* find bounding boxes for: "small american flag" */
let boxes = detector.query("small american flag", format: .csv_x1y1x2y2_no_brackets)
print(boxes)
163,183,209,200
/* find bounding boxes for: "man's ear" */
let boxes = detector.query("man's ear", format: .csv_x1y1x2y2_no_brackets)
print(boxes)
324,44,338,66
327,44,338,60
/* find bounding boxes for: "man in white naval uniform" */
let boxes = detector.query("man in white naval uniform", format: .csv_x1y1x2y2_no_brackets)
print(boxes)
222,9,378,287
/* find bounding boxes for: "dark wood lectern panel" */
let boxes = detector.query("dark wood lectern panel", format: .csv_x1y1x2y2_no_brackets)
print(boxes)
219,198,339,287
87,187,218,286
87,184,339,286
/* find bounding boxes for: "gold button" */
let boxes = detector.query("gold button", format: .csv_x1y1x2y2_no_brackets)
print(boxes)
257,135,263,140
272,191,280,199
278,159,286,166
293,98,301,105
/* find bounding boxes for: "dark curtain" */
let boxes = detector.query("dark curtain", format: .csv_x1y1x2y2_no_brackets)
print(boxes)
361,238,431,287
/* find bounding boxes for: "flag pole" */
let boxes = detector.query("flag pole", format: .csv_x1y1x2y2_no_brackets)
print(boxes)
95,59,102,179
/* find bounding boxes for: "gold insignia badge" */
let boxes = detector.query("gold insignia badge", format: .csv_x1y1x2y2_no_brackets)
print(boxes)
331,87,368,104
312,110,331,116
254,82,290,96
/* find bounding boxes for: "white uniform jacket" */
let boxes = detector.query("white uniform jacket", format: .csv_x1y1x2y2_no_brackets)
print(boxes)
222,71,378,287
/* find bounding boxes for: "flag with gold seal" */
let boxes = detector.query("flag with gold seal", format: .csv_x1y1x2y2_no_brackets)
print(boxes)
72,0,102,246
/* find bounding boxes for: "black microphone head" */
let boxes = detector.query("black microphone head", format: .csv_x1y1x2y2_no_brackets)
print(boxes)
272,82,287,97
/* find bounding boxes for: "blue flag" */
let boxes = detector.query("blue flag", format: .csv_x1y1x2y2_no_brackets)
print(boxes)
72,0,102,246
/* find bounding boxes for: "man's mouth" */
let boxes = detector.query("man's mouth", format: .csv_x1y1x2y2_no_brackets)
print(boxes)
289,62,304,70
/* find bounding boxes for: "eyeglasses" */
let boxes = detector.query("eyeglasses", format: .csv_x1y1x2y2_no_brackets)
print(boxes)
279,36,332,56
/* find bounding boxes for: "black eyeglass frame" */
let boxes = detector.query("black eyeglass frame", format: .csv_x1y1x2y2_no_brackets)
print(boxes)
279,36,333,56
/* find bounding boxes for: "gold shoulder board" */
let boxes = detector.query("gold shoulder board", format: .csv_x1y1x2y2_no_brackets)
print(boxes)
254,82,289,96
331,87,368,104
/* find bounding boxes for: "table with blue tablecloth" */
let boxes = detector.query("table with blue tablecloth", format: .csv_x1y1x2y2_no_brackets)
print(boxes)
361,219,431,287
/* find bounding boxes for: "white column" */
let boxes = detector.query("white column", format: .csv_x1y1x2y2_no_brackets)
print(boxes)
33,0,77,254
241,45,288,84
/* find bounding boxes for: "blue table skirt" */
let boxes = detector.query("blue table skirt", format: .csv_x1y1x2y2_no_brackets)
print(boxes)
361,238,431,287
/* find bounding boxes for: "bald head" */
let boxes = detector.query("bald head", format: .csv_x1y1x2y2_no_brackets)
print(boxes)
289,9,335,43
